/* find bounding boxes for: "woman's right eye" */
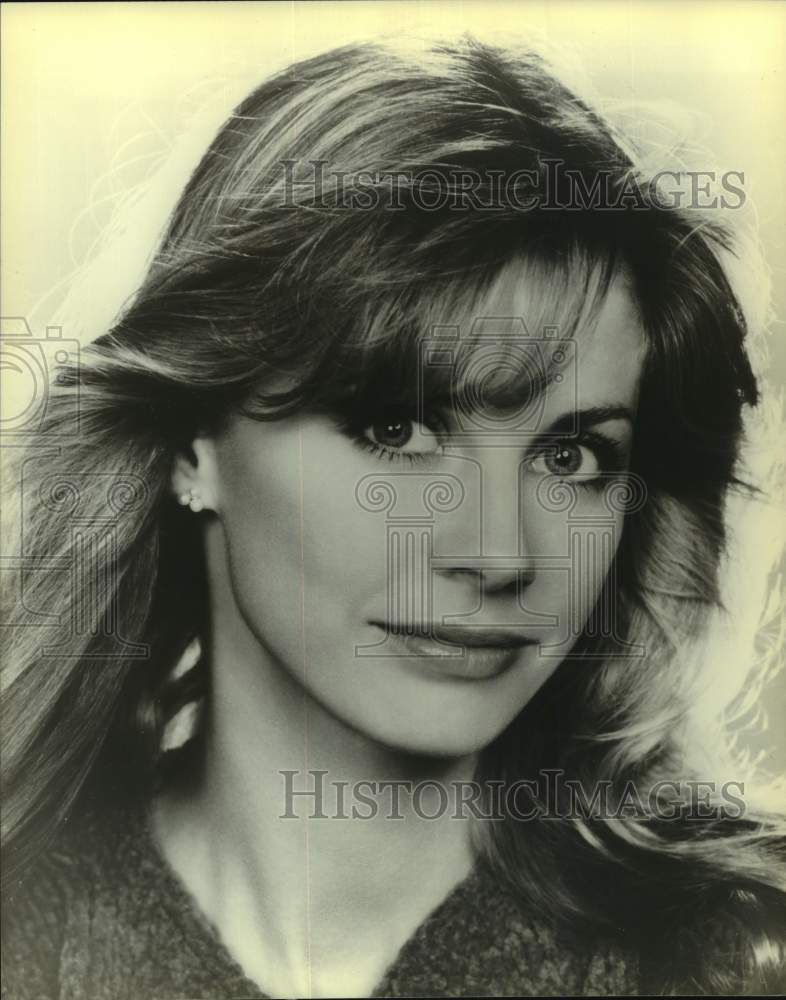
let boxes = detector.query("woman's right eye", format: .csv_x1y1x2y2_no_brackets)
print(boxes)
337,406,447,466
363,415,442,455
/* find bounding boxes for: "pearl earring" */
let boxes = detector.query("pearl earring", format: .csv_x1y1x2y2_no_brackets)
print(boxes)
177,487,204,513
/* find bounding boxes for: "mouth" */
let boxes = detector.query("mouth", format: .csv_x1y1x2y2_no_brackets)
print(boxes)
370,622,538,681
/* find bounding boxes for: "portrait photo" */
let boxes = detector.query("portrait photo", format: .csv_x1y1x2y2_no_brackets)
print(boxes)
2,2,785,997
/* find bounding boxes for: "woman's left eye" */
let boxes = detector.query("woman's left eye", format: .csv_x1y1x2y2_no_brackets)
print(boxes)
528,442,600,478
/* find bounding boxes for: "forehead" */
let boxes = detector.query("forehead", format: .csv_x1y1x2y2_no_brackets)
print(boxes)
433,261,647,427
564,271,646,414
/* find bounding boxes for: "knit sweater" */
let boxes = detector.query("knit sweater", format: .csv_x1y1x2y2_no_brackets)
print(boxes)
2,794,641,999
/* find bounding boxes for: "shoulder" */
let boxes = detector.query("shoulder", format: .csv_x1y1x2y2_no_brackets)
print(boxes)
1,834,77,1000
375,858,641,997
1,797,154,1000
639,897,786,994
1,795,267,1000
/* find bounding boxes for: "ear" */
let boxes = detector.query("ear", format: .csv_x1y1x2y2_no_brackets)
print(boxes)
170,437,220,513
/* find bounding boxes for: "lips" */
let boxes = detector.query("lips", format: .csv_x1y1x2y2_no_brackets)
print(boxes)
370,622,538,681
372,622,538,649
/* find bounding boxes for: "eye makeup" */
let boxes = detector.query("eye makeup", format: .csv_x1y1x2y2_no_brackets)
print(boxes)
333,399,630,485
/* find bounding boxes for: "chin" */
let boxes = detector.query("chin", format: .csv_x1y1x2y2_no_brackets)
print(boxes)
353,709,508,760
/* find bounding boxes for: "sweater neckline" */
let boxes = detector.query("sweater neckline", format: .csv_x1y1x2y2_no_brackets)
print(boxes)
114,791,493,998
130,795,274,996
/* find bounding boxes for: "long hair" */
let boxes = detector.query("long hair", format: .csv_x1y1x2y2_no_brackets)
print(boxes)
2,34,784,993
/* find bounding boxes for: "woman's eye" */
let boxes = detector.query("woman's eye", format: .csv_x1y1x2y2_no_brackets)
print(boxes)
365,416,442,454
529,442,600,478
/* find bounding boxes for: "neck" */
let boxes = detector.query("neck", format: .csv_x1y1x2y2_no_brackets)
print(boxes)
151,528,480,998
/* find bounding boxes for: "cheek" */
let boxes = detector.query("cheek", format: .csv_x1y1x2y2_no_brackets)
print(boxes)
211,449,305,643
212,428,385,641
217,440,300,558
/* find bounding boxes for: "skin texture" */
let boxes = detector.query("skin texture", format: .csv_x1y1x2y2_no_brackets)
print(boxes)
157,266,647,997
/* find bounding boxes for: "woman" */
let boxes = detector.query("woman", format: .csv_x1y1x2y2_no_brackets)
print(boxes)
2,33,785,998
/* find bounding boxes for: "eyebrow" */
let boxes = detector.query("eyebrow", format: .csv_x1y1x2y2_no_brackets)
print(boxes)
549,405,634,433
351,386,634,435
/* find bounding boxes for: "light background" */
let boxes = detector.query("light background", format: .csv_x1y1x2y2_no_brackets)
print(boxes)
2,1,785,773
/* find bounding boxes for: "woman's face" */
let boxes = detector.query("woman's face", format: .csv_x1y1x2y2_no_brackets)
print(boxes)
191,269,646,757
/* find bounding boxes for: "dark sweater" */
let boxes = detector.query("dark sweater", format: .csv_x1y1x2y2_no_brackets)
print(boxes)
1,795,641,998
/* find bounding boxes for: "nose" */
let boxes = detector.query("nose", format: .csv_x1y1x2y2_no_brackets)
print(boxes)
435,445,534,593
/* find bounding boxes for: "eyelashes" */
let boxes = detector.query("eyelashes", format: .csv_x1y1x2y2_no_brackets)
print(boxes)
349,434,437,466
336,406,628,481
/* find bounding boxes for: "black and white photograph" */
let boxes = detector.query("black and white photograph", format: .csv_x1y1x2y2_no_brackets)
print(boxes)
2,2,785,996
